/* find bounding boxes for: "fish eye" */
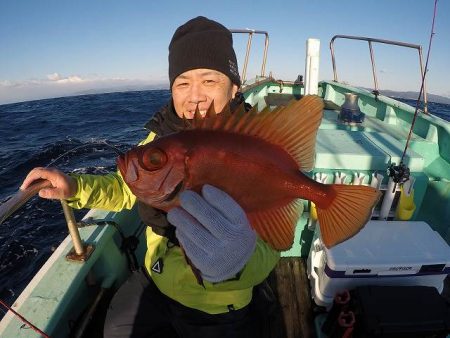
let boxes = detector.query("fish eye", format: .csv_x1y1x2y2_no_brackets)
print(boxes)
141,148,167,171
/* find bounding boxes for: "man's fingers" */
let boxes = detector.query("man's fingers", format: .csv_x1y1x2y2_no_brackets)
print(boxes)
20,167,50,190
19,167,76,200
168,207,216,250
38,188,58,200
178,190,241,240
201,184,247,226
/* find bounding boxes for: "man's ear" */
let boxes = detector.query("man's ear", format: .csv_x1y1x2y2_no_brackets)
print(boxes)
231,84,239,98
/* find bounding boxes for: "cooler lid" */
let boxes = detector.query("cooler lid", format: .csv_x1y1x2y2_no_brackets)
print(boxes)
324,221,450,271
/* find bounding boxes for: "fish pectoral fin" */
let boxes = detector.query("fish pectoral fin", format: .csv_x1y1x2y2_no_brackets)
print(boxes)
317,184,381,248
247,200,304,251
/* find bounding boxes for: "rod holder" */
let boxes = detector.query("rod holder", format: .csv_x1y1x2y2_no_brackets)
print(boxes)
60,200,94,262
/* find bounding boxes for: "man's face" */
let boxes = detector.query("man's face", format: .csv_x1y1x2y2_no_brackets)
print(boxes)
172,68,238,119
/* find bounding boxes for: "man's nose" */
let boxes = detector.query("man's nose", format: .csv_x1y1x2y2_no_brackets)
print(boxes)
188,82,207,104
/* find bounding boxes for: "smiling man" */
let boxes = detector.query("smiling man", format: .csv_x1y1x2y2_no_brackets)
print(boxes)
21,16,279,338
172,69,238,119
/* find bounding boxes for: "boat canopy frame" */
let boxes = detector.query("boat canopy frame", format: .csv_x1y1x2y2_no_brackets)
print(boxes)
230,29,269,85
329,35,428,113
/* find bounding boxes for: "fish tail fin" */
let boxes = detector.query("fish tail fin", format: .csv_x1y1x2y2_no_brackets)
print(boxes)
316,184,381,248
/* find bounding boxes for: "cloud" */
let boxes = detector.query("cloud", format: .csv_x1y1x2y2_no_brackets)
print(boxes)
2,73,107,89
55,75,84,84
46,73,85,83
0,73,168,105
47,72,61,81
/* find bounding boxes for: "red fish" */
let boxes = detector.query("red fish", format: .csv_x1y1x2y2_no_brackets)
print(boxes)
117,96,381,249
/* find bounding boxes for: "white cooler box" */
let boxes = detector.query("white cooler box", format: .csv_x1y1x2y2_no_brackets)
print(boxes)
307,220,450,308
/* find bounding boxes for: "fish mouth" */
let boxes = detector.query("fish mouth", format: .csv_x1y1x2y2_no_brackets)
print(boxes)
164,180,184,202
117,154,127,178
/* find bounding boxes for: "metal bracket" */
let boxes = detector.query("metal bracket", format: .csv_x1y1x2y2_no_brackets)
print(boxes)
66,244,95,262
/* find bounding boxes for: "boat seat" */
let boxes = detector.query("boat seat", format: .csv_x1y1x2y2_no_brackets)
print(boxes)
323,100,341,111
264,93,302,107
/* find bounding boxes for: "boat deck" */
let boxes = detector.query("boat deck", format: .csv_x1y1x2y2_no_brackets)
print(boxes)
264,257,315,338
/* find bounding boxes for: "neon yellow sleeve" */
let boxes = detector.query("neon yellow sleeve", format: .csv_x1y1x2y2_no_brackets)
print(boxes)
65,132,156,211
239,238,280,286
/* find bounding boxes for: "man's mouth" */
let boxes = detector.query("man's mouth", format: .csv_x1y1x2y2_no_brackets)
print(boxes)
186,110,207,118
164,180,184,202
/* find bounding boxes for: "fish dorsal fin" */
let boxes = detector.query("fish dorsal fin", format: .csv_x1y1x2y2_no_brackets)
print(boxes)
205,100,216,118
190,95,324,171
247,199,304,250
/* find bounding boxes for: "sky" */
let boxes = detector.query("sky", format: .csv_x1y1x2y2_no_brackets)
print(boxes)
1,0,449,104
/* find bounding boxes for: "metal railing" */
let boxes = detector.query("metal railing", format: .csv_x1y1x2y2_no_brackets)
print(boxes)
230,29,269,85
61,200,94,262
330,35,428,113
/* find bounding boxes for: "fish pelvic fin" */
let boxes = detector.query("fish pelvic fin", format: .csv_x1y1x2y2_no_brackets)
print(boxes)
247,199,304,250
189,96,324,172
316,184,381,248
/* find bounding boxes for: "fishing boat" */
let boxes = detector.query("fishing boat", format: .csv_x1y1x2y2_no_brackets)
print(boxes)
0,28,449,338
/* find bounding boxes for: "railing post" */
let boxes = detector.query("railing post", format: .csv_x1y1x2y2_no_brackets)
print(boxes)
261,32,269,77
368,41,379,94
418,47,428,113
61,200,94,262
330,37,338,82
242,32,253,84
230,29,269,85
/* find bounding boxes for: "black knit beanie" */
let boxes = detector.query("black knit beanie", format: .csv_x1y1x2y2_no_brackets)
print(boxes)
169,16,241,89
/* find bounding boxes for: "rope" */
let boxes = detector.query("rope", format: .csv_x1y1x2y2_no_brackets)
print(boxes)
0,299,50,338
400,0,438,164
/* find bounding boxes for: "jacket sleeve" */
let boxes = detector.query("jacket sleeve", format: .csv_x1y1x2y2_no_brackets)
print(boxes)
65,132,156,211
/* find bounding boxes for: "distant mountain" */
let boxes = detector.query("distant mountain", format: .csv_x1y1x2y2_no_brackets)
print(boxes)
370,89,450,104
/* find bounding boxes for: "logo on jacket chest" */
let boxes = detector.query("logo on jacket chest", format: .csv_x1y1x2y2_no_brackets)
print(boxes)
151,258,164,274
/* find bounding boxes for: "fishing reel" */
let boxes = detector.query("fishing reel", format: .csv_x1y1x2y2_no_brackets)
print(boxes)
387,162,410,184
387,162,410,193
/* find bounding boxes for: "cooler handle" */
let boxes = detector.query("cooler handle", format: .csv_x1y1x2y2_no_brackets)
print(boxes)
309,238,323,287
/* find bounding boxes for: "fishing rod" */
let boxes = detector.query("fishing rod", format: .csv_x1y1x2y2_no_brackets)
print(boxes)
388,0,438,190
401,0,438,163
45,140,124,168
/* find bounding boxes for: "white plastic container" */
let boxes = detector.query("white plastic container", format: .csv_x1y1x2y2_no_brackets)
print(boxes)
307,220,450,308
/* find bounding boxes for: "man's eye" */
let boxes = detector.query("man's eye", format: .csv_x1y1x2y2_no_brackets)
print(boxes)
203,80,216,85
176,82,189,88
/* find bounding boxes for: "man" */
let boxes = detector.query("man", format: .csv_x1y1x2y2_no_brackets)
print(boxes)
21,17,279,337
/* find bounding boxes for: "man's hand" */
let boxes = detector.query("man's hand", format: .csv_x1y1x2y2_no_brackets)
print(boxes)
20,167,77,200
167,184,257,283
